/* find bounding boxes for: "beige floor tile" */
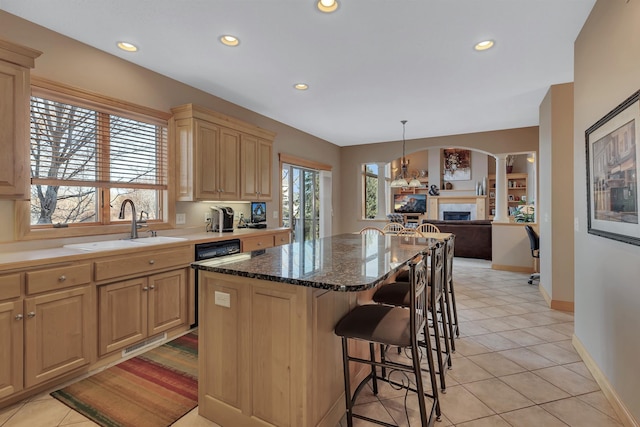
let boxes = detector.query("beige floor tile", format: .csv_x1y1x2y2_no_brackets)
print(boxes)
523,326,571,342
526,343,582,364
463,378,534,413
470,333,520,351
351,400,396,426
172,408,221,427
533,366,600,396
497,329,547,346
453,337,493,356
438,385,495,425
473,318,516,333
501,406,569,427
458,322,492,337
455,414,512,427
577,391,620,421
541,397,622,426
0,403,23,425
3,399,70,427
379,393,445,427
468,352,527,377
59,410,98,426
446,357,494,384
562,361,594,380
500,372,571,404
498,347,557,370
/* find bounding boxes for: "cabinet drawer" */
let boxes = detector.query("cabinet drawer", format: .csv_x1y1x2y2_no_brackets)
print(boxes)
0,273,21,300
95,246,192,282
273,232,290,247
243,235,274,252
26,264,91,295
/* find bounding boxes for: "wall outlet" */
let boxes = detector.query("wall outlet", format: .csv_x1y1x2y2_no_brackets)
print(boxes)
176,213,186,225
273,210,278,219
205,212,212,222
214,291,231,308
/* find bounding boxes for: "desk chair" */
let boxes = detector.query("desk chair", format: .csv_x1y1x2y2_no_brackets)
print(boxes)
524,225,540,285
335,246,442,426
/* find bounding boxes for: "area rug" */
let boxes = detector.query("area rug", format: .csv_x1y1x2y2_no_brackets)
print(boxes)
51,332,198,427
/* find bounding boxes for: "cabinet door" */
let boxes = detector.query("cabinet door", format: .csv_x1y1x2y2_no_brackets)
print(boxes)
148,269,187,335
0,61,30,198
195,119,221,200
98,278,148,356
0,300,23,398
218,128,240,200
24,286,92,388
257,139,272,200
240,134,258,200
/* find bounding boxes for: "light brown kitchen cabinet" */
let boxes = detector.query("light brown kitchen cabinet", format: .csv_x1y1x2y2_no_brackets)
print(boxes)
171,104,275,202
98,268,188,356
0,40,41,199
273,230,290,247
0,273,23,399
240,134,273,201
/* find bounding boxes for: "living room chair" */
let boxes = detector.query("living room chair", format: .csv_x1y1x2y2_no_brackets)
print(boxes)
524,225,540,285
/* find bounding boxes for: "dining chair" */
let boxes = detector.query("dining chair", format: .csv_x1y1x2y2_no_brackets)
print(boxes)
416,223,441,234
382,222,405,235
397,228,425,237
359,226,385,235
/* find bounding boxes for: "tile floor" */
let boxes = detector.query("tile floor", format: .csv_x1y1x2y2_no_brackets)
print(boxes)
0,258,622,427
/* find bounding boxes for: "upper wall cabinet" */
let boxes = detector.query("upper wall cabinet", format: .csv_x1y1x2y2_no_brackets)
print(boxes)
171,104,275,202
0,40,41,199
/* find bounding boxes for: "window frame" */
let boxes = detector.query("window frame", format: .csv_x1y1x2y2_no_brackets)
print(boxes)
16,77,174,241
362,163,379,219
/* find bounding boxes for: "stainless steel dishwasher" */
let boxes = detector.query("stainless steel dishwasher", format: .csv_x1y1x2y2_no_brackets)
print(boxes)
193,239,241,327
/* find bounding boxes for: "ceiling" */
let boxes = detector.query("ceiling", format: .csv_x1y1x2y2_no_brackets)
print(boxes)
1,0,595,147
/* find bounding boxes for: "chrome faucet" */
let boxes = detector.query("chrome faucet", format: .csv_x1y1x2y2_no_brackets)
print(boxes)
118,199,139,239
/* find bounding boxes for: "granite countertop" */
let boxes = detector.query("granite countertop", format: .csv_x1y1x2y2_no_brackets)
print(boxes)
192,233,439,292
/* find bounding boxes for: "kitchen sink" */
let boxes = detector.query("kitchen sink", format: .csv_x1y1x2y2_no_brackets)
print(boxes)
63,236,187,252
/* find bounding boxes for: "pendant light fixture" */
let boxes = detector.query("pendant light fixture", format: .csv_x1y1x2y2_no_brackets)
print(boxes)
391,120,421,188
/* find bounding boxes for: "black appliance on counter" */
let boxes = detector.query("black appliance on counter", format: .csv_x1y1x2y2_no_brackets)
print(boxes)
192,239,241,327
208,206,234,232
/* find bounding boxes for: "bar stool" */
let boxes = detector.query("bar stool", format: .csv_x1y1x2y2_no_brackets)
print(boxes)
443,235,460,342
372,237,454,391
334,245,442,427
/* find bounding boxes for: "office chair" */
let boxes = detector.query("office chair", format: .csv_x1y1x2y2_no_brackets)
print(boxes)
524,225,540,285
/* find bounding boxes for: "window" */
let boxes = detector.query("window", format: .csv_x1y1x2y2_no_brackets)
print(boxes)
363,163,379,219
29,88,168,230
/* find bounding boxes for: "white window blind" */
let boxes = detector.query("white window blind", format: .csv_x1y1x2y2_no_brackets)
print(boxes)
30,96,167,189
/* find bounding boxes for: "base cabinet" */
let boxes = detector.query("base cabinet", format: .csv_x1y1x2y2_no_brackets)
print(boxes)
24,286,92,388
98,269,187,356
0,300,23,399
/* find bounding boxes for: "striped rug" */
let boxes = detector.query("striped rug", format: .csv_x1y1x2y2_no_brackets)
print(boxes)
51,332,198,427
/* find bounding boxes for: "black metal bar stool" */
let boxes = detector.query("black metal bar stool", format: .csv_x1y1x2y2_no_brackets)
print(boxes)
334,244,442,427
442,235,460,342
372,236,454,392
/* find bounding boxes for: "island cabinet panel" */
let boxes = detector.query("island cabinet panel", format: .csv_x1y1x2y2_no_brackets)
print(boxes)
24,286,92,388
0,300,23,399
198,271,350,427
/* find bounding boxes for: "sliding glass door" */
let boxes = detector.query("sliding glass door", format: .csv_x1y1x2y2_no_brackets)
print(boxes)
282,163,320,242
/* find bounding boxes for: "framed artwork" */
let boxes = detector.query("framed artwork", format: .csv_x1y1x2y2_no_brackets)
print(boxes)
443,148,471,181
508,195,515,201
489,191,495,198
521,195,527,202
586,89,640,245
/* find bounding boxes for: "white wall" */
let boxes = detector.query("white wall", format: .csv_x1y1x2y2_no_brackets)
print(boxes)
574,0,640,421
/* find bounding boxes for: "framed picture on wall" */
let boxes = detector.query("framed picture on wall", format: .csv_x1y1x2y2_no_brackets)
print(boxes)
586,89,640,246
442,148,471,181
489,191,495,198
508,195,515,201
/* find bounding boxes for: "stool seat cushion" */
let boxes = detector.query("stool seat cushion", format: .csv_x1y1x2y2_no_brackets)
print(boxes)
373,282,411,307
395,268,411,282
335,304,411,348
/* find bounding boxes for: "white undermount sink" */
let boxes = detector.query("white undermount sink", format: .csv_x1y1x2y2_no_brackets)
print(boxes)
63,236,187,252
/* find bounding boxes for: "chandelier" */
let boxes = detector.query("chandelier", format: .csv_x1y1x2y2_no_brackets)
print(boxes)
390,120,421,188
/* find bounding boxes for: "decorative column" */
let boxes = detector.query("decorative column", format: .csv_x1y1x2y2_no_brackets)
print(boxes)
375,162,388,220
493,154,509,223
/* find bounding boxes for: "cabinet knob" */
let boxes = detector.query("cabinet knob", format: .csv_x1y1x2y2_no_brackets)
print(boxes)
257,242,262,246
150,285,155,290
143,286,149,291
27,312,35,318
149,259,155,265
59,275,66,282
15,314,23,320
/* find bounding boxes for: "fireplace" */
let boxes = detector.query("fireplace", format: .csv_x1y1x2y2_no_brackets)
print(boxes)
443,211,471,221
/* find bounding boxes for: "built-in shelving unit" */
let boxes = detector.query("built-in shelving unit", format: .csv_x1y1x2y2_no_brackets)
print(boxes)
488,173,528,218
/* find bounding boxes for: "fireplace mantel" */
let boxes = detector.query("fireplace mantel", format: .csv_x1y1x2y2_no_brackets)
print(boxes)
427,195,487,220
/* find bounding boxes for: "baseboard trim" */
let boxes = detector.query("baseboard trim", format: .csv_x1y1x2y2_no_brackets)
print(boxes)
538,284,574,312
572,335,639,427
491,264,532,273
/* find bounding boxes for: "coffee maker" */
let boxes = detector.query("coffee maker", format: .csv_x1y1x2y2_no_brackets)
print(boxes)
209,206,234,232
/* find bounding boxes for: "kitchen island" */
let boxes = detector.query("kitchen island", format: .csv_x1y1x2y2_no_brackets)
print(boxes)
192,233,438,427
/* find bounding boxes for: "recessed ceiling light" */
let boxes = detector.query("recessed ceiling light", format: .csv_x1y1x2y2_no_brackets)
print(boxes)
220,35,240,47
294,83,309,91
474,40,495,51
117,41,138,52
317,0,338,13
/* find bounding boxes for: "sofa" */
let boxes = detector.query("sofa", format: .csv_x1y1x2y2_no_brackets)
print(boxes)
422,220,492,260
